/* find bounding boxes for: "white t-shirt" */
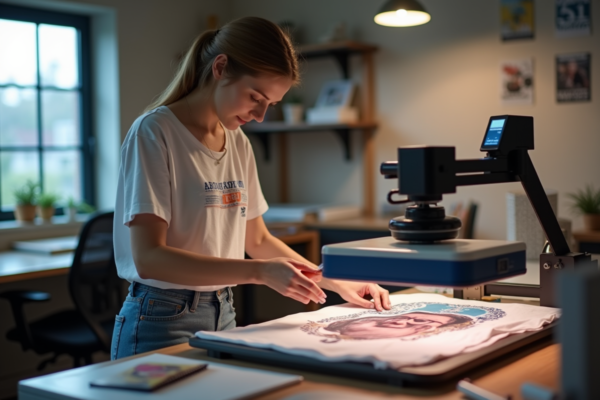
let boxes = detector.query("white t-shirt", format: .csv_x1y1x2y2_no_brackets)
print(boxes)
196,293,559,369
113,106,268,291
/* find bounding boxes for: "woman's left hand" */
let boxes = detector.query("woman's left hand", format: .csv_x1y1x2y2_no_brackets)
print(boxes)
327,280,391,311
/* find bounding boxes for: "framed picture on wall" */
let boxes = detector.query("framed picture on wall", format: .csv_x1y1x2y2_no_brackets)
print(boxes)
315,80,355,108
500,0,535,41
500,58,534,105
555,0,591,38
556,52,591,102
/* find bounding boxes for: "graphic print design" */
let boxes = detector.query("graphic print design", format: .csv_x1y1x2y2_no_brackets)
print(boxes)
204,180,248,209
301,302,506,343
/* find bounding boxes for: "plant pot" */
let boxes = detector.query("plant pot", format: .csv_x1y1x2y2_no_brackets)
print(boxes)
583,214,600,231
282,103,304,124
38,206,55,223
14,204,37,224
67,207,78,222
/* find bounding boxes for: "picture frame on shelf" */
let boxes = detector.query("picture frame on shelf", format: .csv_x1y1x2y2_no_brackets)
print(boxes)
315,80,355,108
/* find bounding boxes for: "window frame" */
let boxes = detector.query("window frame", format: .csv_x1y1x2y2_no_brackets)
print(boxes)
0,3,93,221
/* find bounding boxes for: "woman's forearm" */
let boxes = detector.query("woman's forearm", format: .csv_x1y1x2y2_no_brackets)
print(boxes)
245,234,339,289
135,245,261,286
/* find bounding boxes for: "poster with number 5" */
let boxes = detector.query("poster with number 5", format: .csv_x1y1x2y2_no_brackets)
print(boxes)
556,0,591,38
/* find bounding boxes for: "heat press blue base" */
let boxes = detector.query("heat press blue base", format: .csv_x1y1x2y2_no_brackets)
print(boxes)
322,250,526,287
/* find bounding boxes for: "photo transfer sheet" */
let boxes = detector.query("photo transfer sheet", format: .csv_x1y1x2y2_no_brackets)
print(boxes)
196,293,559,370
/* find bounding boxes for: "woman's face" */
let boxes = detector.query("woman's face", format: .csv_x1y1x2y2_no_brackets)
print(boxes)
212,60,292,130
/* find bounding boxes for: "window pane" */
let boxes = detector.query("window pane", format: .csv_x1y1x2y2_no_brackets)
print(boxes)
42,150,81,204
39,24,78,89
0,87,38,146
0,19,37,86
1,151,40,209
42,90,80,146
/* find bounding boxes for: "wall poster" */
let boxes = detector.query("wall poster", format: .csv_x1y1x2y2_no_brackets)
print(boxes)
556,52,591,102
501,0,535,41
500,58,534,105
556,0,591,38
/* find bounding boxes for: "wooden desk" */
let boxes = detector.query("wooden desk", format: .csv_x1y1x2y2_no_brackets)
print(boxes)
574,230,600,254
0,251,73,283
141,341,559,399
0,230,319,284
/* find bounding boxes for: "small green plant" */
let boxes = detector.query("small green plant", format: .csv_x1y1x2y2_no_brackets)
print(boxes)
567,184,600,215
14,181,39,205
77,201,95,214
37,193,60,209
66,196,77,209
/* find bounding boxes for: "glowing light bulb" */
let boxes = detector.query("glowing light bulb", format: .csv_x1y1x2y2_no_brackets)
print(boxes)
396,9,407,18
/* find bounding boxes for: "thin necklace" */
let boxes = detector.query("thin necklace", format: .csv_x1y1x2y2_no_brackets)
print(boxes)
185,97,227,165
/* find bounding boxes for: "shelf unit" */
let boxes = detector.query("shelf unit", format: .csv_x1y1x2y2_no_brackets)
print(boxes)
246,40,378,216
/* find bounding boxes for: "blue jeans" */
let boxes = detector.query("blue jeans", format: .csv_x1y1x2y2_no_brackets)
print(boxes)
111,282,236,360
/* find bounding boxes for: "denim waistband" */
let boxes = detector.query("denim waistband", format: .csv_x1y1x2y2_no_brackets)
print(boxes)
130,281,230,302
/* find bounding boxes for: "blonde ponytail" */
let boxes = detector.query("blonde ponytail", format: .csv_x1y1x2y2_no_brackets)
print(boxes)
144,17,299,113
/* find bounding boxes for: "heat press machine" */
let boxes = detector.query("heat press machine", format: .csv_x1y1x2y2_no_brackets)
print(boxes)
322,115,597,307
191,115,598,389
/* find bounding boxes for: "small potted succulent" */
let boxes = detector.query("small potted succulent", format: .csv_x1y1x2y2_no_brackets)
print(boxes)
37,192,60,223
567,184,600,231
13,181,39,224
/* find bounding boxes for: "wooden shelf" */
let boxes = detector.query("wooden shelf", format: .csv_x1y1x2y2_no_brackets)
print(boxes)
299,41,378,58
246,40,378,215
297,41,378,80
243,121,377,134
245,121,377,161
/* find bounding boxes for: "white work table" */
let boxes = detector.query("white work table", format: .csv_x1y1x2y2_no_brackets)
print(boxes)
0,250,74,284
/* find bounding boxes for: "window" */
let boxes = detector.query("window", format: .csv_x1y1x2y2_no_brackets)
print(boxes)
0,4,92,220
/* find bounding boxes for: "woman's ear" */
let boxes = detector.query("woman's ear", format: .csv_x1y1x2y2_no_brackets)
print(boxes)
212,54,228,80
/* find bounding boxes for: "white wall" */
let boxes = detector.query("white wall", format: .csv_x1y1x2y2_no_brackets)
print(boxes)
233,0,600,240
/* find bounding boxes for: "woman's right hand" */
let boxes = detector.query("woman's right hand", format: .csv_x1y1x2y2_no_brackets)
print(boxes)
257,258,327,305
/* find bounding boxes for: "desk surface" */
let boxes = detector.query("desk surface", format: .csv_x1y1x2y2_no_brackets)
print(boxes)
0,230,320,284
147,341,559,399
0,251,73,283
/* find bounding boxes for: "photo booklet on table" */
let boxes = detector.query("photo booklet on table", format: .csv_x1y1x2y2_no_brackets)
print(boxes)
90,361,208,392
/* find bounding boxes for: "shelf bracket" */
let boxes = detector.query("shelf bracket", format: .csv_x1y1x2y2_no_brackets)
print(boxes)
256,135,271,161
331,52,350,80
333,128,352,160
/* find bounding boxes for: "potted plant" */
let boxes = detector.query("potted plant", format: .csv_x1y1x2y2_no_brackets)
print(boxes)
37,193,60,223
66,197,78,222
567,184,600,231
13,181,39,224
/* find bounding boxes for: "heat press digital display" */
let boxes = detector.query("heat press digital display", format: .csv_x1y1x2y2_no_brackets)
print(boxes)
481,118,506,150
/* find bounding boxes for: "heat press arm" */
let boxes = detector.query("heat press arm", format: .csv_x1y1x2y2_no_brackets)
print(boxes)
380,115,596,306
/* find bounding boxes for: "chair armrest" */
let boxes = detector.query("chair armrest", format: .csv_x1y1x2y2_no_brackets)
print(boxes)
0,290,51,351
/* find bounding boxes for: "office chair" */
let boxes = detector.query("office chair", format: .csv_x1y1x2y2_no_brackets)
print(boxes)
0,211,123,369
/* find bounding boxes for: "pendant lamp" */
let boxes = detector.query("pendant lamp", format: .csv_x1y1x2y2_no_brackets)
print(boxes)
374,0,431,27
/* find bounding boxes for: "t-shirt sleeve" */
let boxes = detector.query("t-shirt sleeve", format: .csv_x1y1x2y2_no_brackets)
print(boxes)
119,121,171,227
244,137,268,221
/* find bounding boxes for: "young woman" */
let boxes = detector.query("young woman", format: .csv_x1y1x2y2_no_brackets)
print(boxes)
111,16,391,360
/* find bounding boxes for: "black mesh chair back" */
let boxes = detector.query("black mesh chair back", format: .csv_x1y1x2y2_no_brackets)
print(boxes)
68,211,122,352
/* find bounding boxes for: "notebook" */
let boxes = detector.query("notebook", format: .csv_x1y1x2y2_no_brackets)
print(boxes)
90,362,207,391
19,353,303,400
